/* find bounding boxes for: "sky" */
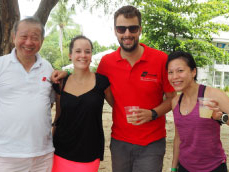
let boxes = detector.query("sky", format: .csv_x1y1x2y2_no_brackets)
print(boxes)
18,0,119,46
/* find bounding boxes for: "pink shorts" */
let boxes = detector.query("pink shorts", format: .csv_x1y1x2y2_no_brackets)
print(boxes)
52,154,100,172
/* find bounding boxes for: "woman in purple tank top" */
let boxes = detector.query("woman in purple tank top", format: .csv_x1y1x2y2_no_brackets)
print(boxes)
166,51,229,172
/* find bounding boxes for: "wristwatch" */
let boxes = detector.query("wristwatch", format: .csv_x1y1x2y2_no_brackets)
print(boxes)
151,109,158,120
220,113,229,124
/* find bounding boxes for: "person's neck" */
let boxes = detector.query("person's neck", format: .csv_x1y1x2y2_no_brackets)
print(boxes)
182,82,199,100
16,53,37,72
120,44,144,66
72,68,93,83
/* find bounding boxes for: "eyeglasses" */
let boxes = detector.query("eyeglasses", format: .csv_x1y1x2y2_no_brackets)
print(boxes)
115,25,140,34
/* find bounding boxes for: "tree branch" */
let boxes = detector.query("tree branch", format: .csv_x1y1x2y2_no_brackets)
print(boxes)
34,0,59,25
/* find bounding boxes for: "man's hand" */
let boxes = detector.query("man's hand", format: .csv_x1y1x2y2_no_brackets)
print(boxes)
129,108,153,125
51,70,68,83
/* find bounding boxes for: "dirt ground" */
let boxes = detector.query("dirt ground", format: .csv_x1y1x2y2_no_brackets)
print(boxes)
98,102,229,172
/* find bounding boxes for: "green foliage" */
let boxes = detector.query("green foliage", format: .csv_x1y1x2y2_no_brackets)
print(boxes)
52,48,70,69
108,43,119,50
40,28,117,70
71,0,131,15
46,0,79,35
40,0,82,69
46,0,81,67
40,0,121,69
40,29,81,69
224,85,229,92
93,41,109,55
134,0,229,67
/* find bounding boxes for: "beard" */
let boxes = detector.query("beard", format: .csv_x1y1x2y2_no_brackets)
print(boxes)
119,37,139,52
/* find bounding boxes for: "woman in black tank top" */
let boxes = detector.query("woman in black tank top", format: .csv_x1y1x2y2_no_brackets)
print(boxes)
51,35,113,172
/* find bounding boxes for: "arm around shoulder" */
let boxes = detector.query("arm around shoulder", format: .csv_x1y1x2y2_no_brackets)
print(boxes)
51,70,68,84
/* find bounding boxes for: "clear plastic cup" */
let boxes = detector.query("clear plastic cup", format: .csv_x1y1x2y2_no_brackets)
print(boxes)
124,106,139,124
198,97,213,118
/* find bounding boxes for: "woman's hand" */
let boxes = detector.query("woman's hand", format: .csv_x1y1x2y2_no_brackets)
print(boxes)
206,99,222,120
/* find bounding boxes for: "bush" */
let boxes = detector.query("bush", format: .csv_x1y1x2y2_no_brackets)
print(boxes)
224,85,229,92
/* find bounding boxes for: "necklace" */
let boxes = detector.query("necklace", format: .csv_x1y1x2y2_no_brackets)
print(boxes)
185,110,189,114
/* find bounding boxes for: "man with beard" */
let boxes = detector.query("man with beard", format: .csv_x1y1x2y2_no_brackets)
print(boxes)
96,5,176,172
51,5,176,172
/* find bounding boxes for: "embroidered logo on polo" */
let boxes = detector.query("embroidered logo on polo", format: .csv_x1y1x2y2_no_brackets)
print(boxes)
42,77,47,81
42,76,51,82
140,71,157,81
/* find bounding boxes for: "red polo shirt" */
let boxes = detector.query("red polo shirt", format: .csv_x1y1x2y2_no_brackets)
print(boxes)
97,43,174,145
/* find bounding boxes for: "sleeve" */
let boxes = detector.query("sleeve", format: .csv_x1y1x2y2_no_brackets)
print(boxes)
97,73,110,90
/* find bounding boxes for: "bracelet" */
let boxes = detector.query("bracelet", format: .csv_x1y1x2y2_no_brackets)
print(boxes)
170,168,177,172
67,70,71,75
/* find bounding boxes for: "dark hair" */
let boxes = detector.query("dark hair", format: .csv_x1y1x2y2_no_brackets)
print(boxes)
114,5,141,26
166,51,198,81
13,17,45,39
69,35,93,54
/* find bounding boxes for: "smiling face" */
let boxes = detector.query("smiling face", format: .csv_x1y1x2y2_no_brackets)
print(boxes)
168,58,196,92
69,38,92,70
13,21,43,60
115,15,142,52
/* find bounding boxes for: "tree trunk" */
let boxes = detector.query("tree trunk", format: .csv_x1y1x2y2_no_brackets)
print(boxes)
0,0,59,56
34,0,59,26
0,0,20,55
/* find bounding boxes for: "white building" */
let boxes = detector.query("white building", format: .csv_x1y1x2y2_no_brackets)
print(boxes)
211,33,229,89
198,17,229,89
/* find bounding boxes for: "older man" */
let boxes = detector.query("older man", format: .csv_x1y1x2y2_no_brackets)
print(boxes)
0,17,54,172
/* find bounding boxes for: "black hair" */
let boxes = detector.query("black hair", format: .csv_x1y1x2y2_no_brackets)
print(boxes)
114,5,141,26
166,51,198,81
13,17,45,39
69,35,93,54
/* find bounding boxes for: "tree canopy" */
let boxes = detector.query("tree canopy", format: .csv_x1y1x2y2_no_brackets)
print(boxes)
134,0,229,66
2,0,228,68
0,0,127,56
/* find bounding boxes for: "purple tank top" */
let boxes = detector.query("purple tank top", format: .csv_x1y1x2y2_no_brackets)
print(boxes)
173,85,226,172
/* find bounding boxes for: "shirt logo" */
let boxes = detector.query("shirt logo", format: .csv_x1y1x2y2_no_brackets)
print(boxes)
42,77,47,81
42,77,51,82
140,71,157,82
